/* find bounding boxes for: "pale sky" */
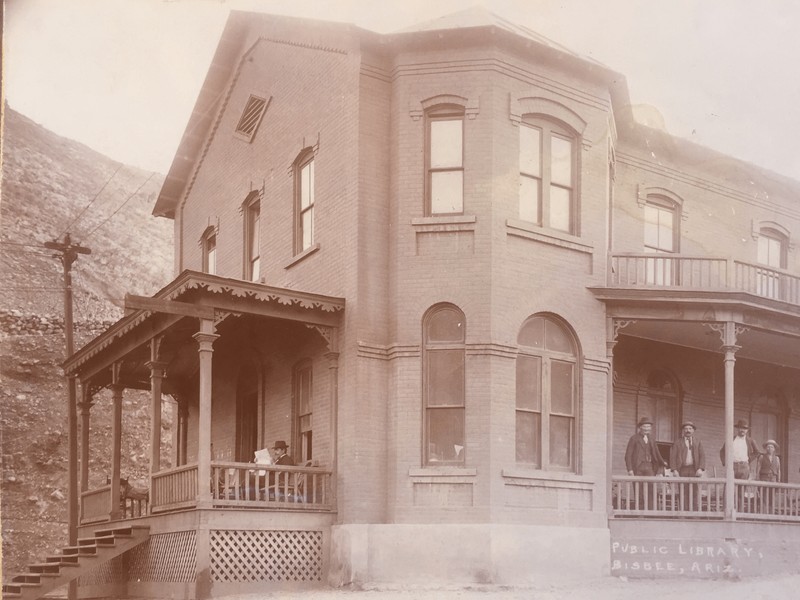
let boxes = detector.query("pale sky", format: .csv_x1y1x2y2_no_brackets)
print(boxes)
4,0,800,182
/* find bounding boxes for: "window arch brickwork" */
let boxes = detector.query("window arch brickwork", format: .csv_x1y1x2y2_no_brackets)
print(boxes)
515,314,580,472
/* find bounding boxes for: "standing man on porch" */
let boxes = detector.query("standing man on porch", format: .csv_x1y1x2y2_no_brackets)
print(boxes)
670,421,705,511
625,417,667,509
719,419,759,511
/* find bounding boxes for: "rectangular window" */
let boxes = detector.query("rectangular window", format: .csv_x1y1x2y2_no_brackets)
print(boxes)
295,154,315,254
293,363,313,463
204,233,217,275
428,116,464,215
757,233,784,299
515,354,542,466
246,201,260,281
519,121,575,233
644,199,677,285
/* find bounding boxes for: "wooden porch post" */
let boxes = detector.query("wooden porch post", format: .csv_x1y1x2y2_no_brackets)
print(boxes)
179,398,189,466
79,383,94,493
326,347,340,503
721,321,740,521
147,353,167,481
605,318,617,517
194,319,218,508
110,363,124,520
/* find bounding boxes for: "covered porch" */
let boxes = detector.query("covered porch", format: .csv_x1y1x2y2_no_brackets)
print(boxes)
593,261,800,577
63,271,344,597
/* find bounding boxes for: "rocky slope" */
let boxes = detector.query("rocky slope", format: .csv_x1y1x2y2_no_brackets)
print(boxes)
1,105,174,576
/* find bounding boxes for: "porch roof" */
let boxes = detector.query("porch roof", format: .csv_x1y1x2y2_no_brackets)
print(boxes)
64,270,344,380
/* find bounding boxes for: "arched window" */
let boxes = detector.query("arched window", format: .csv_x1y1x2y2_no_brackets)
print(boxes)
637,369,679,457
426,105,465,215
423,304,466,465
515,314,579,471
294,149,315,254
519,117,577,233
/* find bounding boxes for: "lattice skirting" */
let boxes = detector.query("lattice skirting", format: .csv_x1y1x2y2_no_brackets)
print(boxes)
127,530,197,582
78,554,127,585
210,529,323,583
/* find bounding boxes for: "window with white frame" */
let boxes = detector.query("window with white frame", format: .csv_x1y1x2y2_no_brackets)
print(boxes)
202,227,217,275
293,360,313,463
294,150,315,254
427,107,464,215
423,304,466,465
519,118,577,233
244,197,260,281
644,195,679,285
515,315,578,471
756,228,787,299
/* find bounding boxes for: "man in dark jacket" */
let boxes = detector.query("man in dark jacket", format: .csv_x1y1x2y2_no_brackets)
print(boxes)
625,417,667,509
670,421,705,511
269,440,295,499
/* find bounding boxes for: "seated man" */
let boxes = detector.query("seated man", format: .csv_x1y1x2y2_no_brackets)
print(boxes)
269,440,295,500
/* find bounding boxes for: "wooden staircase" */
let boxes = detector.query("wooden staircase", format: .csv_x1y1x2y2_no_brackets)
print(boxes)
2,525,150,600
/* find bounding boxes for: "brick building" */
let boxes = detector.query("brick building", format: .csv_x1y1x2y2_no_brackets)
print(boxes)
43,7,800,598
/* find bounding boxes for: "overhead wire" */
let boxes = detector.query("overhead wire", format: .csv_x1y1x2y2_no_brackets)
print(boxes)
82,173,155,241
59,163,124,238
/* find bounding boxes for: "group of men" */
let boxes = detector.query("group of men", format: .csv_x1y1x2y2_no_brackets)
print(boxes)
625,416,782,512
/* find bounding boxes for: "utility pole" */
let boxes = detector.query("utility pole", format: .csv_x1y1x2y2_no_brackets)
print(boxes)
45,233,90,600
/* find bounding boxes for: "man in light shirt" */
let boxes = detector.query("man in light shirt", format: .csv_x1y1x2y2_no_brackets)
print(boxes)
719,419,760,511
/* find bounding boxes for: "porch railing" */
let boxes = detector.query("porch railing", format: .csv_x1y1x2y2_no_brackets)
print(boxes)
609,254,800,306
151,463,199,513
612,476,800,521
212,462,333,510
80,485,112,524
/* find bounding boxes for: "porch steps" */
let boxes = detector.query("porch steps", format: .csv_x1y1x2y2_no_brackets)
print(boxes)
2,525,149,600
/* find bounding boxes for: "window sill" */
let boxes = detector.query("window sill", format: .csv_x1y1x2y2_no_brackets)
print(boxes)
409,466,477,478
412,215,476,233
506,219,593,254
284,243,320,269
502,467,593,489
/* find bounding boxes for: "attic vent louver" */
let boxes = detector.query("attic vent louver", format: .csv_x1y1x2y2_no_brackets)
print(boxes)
235,95,269,141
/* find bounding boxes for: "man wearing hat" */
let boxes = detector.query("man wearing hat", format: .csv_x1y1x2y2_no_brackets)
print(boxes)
719,419,759,480
670,421,705,511
269,441,295,499
625,417,667,509
719,419,760,512
756,440,781,514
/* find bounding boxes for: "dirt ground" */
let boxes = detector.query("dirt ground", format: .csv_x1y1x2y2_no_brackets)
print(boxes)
202,574,799,600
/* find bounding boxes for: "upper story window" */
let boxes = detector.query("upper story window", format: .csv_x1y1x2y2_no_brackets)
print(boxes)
294,150,315,254
244,196,260,282
201,227,217,275
758,228,786,269
643,195,679,285
427,106,464,215
293,360,313,464
423,304,466,465
519,119,576,233
235,95,269,142
515,314,579,472
756,227,788,299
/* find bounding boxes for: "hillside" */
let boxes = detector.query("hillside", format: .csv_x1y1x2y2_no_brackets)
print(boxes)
1,105,174,576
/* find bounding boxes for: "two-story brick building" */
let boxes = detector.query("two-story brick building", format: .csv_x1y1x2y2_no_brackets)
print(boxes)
27,7,800,599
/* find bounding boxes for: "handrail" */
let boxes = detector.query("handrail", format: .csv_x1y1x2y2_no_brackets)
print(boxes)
612,475,800,522
609,253,800,306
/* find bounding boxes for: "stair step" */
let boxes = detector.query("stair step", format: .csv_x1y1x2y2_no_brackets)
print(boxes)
28,563,62,574
79,535,115,546
10,573,41,584
46,555,79,565
94,524,148,538
62,545,98,556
